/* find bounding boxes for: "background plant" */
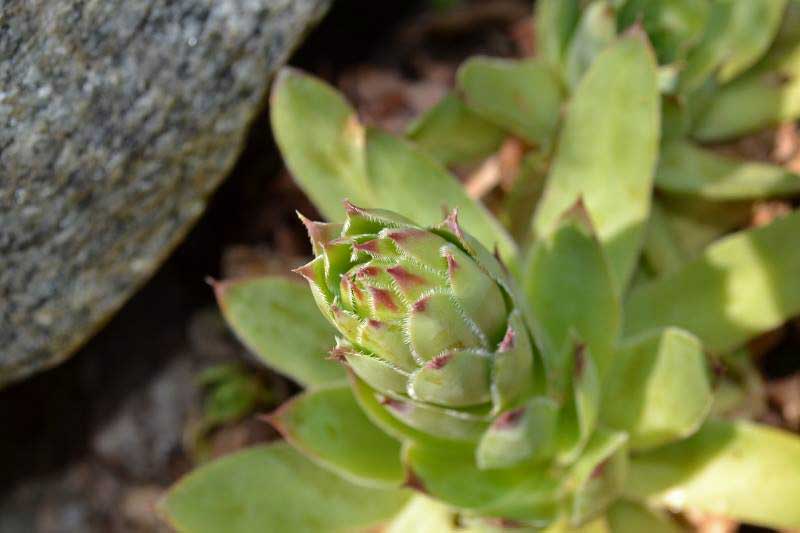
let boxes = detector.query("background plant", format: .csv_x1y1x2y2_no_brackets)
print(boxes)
161,1,800,531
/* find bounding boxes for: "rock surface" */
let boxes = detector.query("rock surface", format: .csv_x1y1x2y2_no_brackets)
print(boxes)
0,0,329,385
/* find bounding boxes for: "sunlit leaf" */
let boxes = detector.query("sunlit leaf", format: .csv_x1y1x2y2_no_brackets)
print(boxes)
457,57,564,147
606,500,685,533
625,210,800,353
271,68,374,221
656,138,800,199
624,419,800,530
692,34,800,141
269,384,404,488
602,328,711,450
406,93,505,167
215,276,343,387
564,1,617,89
523,205,620,378
534,34,660,292
161,443,410,533
365,129,517,262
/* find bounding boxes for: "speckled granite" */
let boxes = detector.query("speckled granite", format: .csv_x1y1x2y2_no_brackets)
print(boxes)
0,0,329,385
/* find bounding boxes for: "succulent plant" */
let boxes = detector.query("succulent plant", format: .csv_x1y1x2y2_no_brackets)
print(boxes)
161,2,800,532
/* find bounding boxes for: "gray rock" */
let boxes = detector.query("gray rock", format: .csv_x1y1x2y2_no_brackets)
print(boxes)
0,0,330,385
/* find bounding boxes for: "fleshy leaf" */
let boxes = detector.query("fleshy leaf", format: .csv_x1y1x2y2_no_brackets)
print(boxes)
366,129,518,263
402,442,563,526
269,385,404,488
215,276,343,387
270,68,374,221
625,419,800,530
606,500,685,533
691,34,800,141
556,343,602,463
625,210,800,353
713,0,787,83
409,349,492,408
385,495,462,533
523,204,620,379
476,397,558,469
457,57,563,147
533,34,660,292
406,93,505,167
567,429,628,525
536,0,580,67
602,328,711,450
350,374,444,446
160,442,410,533
617,0,709,65
564,1,617,89
656,138,800,199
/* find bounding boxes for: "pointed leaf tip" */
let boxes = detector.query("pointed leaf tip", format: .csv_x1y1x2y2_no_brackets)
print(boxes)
498,325,516,352
494,406,525,429
441,208,465,240
404,468,428,494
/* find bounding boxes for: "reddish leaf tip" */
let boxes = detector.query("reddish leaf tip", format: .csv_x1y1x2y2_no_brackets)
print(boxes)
353,239,380,254
412,295,430,313
369,287,399,311
386,265,426,288
441,208,466,241
591,459,608,479
343,199,365,215
292,262,316,282
427,353,452,370
328,345,349,362
499,326,516,352
443,249,459,276
403,468,428,494
494,407,525,429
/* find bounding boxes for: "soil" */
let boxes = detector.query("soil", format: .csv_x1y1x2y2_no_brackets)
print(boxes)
1,1,798,532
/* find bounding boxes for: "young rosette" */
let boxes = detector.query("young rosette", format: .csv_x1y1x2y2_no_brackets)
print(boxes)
292,201,623,527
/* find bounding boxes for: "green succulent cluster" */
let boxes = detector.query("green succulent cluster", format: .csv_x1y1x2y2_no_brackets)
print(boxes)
288,199,715,529
161,2,800,532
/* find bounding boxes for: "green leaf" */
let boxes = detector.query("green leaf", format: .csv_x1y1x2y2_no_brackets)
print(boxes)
714,0,787,83
678,0,786,92
567,429,628,525
691,34,800,141
457,57,564,146
564,1,618,89
523,204,620,379
642,202,687,276
365,129,517,262
676,0,736,93
556,343,602,464
534,34,660,292
624,210,800,353
624,419,800,530
270,68,374,222
602,328,711,450
385,495,461,533
215,276,344,387
161,442,410,533
606,500,685,533
406,93,505,167
536,0,580,67
402,442,562,526
656,138,800,199
652,194,752,260
617,0,710,65
269,384,404,488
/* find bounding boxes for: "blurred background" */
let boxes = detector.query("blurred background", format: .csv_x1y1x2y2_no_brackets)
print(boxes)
1,0,798,531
